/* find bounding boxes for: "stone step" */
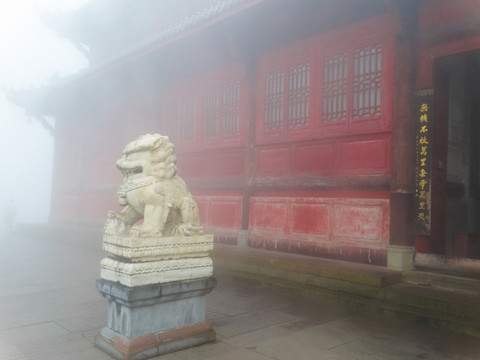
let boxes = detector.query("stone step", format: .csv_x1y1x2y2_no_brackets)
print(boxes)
212,244,480,338
386,283,480,322
212,244,401,289
403,270,480,294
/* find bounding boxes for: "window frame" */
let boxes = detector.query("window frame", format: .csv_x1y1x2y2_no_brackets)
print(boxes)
256,14,394,145
162,63,247,152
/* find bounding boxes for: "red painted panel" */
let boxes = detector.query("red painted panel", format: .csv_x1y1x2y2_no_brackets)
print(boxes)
293,144,335,173
193,194,242,230
250,195,390,251
290,203,329,235
252,200,287,231
340,139,388,171
209,201,240,227
333,203,383,242
255,135,390,178
256,147,291,176
177,150,244,178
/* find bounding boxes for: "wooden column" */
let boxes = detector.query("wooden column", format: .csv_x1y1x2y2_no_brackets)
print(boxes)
388,0,419,249
224,26,259,246
240,57,257,235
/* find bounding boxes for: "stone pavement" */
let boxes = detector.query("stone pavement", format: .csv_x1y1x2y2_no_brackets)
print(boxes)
1,230,479,360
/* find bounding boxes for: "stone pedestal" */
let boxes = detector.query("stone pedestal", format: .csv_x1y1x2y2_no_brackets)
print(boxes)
95,277,216,360
99,234,214,287
96,234,216,359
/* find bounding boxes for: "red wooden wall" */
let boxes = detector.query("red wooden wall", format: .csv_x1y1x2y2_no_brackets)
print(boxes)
251,15,394,261
146,14,396,263
51,11,400,264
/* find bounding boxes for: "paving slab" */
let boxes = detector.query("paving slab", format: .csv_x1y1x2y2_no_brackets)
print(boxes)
1,231,480,359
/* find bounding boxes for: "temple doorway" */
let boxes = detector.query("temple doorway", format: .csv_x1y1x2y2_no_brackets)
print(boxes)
431,50,480,259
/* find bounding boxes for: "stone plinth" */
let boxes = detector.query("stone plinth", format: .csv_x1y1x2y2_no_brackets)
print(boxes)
95,277,216,360
100,234,214,287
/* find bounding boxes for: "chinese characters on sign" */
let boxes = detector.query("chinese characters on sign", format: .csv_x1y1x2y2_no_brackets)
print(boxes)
414,89,434,235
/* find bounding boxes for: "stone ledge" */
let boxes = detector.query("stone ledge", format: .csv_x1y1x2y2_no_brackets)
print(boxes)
212,244,401,288
211,244,480,338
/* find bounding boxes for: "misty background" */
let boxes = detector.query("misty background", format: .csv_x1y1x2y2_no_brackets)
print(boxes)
0,0,89,224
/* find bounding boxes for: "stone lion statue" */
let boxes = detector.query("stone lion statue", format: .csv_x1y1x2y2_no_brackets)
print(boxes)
104,133,203,237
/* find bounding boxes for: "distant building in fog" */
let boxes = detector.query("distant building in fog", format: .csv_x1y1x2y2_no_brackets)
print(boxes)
7,0,480,271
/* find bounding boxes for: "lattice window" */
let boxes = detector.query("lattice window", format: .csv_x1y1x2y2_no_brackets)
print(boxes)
204,81,240,139
288,63,310,128
322,53,348,122
166,102,179,142
353,44,382,119
204,87,220,139
264,70,284,130
167,94,196,143
223,81,240,136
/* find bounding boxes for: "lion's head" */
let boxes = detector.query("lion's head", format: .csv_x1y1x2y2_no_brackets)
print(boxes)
116,133,177,181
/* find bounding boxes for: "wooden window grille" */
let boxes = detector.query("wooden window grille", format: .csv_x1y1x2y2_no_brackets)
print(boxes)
264,70,284,131
167,93,196,143
204,81,240,139
353,44,382,119
204,86,220,139
322,53,348,122
257,17,390,144
288,63,310,128
166,102,179,142
222,80,240,136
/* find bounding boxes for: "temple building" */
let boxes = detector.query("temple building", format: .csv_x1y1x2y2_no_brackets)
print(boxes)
7,0,480,272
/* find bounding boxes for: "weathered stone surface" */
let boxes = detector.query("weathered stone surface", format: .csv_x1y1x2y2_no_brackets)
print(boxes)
96,278,216,338
95,322,216,360
103,234,214,262
100,257,213,287
96,279,216,359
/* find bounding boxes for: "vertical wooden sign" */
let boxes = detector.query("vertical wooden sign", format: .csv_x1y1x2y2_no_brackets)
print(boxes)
413,89,434,235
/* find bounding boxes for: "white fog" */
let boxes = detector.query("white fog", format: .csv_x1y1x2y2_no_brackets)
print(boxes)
0,0,88,224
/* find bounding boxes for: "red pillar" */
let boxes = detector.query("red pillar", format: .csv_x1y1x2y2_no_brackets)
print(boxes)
387,0,420,269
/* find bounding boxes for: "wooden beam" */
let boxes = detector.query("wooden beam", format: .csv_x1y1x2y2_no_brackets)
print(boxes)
253,175,390,192
418,16,480,48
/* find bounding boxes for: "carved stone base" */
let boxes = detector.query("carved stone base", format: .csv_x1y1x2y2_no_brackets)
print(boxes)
102,234,214,262
95,277,216,360
100,257,213,287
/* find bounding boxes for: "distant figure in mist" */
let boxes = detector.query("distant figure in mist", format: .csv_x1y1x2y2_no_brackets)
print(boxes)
3,199,16,232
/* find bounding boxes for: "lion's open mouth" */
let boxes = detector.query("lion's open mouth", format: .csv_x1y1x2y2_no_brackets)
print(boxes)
123,166,143,176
